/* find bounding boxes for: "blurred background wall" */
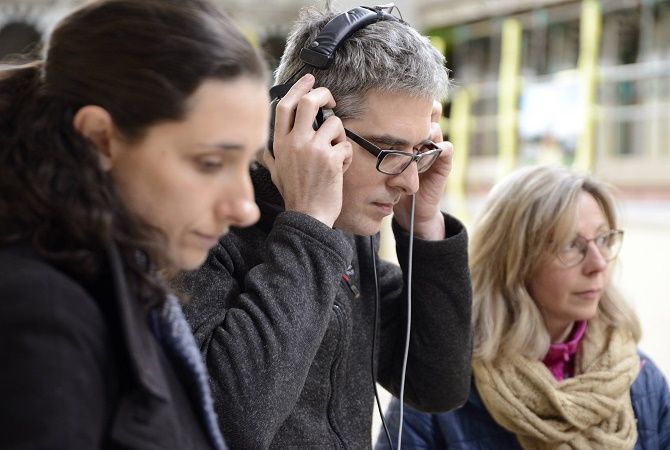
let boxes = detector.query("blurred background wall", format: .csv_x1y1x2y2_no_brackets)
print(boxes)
3,0,668,191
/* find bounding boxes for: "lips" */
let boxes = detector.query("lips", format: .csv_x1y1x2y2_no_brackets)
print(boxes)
194,231,221,247
373,202,394,216
575,289,602,300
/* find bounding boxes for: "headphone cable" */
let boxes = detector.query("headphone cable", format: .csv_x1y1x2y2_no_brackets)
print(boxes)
371,235,392,447
396,193,415,450
372,193,415,450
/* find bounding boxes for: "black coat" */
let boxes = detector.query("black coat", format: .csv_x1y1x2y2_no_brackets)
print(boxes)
0,240,213,449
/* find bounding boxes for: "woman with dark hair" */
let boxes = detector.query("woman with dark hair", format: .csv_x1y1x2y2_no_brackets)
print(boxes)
0,0,269,447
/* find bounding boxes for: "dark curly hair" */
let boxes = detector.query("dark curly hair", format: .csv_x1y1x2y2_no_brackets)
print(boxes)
0,0,268,312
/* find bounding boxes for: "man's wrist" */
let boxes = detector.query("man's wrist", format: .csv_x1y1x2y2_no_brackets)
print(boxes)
412,213,445,240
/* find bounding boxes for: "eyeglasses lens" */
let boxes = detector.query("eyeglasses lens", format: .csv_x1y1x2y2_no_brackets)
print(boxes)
416,151,440,173
559,230,623,266
378,145,441,175
378,153,411,174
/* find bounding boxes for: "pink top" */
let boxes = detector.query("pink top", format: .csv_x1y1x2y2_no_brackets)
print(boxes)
542,320,587,381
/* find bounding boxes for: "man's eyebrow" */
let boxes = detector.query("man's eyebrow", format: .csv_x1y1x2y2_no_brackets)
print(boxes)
366,133,432,147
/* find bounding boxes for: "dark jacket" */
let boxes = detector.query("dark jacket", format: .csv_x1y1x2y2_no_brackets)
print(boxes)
0,240,222,449
376,352,670,449
176,166,473,449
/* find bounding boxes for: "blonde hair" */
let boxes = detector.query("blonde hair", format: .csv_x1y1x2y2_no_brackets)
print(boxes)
470,165,641,362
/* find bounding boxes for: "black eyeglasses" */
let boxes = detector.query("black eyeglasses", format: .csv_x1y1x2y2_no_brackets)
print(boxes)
557,229,624,267
344,128,442,175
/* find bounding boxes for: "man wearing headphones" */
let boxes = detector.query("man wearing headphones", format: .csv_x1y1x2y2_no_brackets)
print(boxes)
176,3,473,449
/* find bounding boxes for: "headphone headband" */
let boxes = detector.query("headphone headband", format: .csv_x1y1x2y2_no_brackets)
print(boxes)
267,5,403,156
298,6,399,70
269,5,401,99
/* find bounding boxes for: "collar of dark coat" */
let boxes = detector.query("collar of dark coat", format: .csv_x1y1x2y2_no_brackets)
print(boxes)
250,164,285,235
107,242,170,401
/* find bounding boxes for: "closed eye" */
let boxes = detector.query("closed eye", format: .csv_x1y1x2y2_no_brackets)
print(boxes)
197,157,225,172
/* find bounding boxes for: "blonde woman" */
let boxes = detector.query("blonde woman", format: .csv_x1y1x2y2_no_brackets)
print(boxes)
378,165,670,449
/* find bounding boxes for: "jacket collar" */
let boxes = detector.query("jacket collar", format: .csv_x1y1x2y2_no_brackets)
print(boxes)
543,320,587,366
107,242,169,400
250,164,284,235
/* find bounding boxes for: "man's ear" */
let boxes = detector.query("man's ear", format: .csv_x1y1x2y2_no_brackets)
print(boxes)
73,105,115,171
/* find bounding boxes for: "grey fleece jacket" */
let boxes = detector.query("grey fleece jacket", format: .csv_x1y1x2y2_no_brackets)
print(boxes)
176,166,473,449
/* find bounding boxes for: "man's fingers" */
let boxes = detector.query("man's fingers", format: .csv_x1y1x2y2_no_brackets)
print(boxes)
273,74,315,137
291,87,336,135
437,140,454,165
274,75,337,138
431,100,443,124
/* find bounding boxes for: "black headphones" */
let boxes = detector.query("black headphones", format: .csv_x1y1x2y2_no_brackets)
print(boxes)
267,5,401,157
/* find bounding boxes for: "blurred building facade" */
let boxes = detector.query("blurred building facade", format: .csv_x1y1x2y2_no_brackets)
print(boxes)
424,0,670,192
2,0,668,191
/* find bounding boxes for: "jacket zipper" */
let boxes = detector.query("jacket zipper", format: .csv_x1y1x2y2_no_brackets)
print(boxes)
341,274,360,299
329,302,347,449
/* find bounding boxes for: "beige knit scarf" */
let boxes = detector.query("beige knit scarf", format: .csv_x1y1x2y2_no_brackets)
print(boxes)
472,318,640,450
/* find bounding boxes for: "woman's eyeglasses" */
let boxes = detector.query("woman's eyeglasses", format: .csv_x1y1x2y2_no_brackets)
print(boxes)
344,128,442,175
558,229,624,267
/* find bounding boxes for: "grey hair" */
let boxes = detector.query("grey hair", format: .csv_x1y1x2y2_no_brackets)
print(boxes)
274,1,450,120
469,165,641,362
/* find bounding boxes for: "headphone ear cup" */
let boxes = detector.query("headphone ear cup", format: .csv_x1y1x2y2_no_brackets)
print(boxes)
267,97,279,158
313,107,324,131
